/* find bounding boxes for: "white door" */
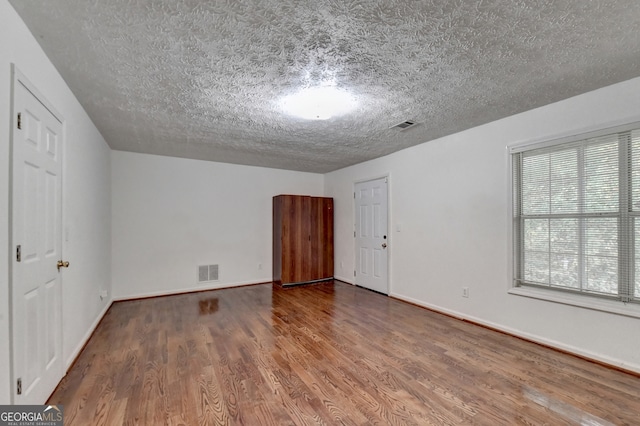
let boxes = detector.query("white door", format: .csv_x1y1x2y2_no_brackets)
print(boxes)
11,68,64,404
355,177,388,293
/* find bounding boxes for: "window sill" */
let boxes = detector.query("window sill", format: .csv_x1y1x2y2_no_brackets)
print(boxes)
508,286,640,319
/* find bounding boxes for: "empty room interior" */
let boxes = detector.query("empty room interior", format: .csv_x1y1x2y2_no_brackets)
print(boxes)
2,0,640,424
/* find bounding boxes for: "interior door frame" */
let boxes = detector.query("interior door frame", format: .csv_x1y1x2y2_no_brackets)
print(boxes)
9,64,66,404
353,174,390,294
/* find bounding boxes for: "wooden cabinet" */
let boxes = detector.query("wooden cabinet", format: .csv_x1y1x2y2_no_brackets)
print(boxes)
273,195,334,286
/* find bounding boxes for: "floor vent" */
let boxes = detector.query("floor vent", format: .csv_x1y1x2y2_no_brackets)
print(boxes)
391,120,417,131
198,264,219,283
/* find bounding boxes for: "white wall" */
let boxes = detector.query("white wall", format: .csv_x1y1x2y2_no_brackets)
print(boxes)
326,77,640,373
0,0,112,404
111,151,323,299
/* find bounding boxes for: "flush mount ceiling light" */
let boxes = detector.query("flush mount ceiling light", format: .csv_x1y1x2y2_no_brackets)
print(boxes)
279,86,358,120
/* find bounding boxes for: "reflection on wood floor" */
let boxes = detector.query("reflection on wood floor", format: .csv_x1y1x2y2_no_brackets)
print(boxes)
49,281,640,425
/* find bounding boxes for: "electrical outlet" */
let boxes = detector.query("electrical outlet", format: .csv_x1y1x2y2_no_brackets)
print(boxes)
462,287,469,298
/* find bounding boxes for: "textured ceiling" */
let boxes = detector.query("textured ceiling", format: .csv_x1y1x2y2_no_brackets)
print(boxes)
9,0,640,173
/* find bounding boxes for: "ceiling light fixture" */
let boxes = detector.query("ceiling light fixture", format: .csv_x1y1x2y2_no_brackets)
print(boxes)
279,86,358,120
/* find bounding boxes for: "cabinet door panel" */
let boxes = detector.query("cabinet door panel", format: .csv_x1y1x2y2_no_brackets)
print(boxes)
310,197,333,280
281,195,311,284
272,196,283,283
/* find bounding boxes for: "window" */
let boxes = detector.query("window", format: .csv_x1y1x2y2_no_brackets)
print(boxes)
511,124,640,303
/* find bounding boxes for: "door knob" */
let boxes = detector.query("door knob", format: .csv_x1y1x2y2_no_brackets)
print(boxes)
57,260,69,271
381,243,387,248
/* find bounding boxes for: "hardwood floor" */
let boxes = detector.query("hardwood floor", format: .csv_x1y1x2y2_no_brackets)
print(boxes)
49,281,640,425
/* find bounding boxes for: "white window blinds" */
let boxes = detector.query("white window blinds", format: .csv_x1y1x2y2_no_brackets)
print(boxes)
512,126,640,303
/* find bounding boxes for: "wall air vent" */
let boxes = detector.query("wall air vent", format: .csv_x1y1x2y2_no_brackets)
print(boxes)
198,264,219,283
391,120,417,131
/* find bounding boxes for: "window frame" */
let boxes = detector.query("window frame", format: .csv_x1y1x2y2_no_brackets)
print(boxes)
507,120,640,318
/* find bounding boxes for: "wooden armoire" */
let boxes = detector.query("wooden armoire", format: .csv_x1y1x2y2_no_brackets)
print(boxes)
272,195,334,286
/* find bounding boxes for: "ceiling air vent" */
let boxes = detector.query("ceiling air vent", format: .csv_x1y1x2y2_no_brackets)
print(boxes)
391,120,417,131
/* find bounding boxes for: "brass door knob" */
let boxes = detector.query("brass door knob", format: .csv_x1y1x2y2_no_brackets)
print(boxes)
57,260,70,271
381,243,387,248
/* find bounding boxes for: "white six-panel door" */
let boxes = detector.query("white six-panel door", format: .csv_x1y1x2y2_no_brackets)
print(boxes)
355,177,388,293
11,68,64,404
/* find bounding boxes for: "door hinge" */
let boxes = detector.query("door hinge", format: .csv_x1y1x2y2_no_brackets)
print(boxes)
16,245,21,262
354,270,356,277
17,112,22,129
354,231,356,238
353,192,355,199
16,378,22,395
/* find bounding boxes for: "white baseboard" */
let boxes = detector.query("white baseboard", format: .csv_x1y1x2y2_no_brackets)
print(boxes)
333,276,355,285
390,292,640,375
64,299,112,371
113,279,270,301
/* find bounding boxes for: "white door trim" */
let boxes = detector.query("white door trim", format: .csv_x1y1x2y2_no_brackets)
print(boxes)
11,66,64,123
10,64,65,404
